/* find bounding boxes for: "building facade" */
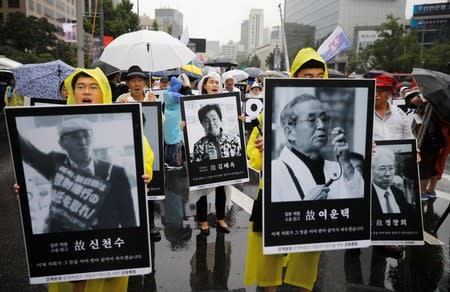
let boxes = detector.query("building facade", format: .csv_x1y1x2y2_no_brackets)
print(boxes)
284,0,405,48
248,8,264,52
221,41,238,62
155,8,183,39
0,0,76,30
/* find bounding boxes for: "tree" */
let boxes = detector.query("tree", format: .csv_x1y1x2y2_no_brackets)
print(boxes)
355,14,421,73
167,24,173,35
85,0,139,37
151,19,159,31
265,51,286,71
422,41,450,73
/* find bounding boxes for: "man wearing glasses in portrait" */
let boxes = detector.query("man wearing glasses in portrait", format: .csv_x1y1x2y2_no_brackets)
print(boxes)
271,93,364,202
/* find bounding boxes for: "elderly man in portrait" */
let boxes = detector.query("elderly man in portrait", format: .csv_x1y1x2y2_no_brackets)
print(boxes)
19,118,136,233
271,93,364,202
191,103,241,162
372,148,412,215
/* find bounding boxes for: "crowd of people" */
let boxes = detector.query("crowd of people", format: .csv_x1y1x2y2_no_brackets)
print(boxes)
3,44,450,292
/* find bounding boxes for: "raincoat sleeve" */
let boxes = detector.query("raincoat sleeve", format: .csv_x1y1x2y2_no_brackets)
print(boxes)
143,136,154,181
246,114,263,171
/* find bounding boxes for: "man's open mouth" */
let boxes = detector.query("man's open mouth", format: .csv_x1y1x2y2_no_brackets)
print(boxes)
82,98,92,103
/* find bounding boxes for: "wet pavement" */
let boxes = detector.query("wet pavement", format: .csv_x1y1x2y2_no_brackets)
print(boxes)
0,112,449,291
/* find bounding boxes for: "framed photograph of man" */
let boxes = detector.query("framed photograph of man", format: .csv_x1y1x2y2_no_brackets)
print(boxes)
4,103,152,284
371,139,424,245
30,98,67,106
142,102,165,200
263,78,375,254
180,92,249,190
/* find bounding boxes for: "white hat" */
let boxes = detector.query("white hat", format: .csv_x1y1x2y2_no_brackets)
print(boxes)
57,118,92,136
251,82,262,89
197,72,222,93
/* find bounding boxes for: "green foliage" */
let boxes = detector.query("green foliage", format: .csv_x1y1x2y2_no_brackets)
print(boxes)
0,12,76,65
239,55,261,68
104,0,139,37
168,24,173,35
348,14,422,73
151,19,159,31
265,51,286,71
422,41,450,74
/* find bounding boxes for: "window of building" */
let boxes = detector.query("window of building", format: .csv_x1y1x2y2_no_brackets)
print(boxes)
36,3,42,14
8,0,20,8
28,0,34,11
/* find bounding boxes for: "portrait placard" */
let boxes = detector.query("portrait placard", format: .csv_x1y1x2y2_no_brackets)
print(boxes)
30,98,67,106
142,102,165,200
371,139,424,245
180,92,249,190
263,78,375,254
4,103,151,284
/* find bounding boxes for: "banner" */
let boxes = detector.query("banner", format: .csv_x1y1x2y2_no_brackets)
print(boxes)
317,25,352,63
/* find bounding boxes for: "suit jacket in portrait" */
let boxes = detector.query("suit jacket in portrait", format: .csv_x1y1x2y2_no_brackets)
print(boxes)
372,185,412,216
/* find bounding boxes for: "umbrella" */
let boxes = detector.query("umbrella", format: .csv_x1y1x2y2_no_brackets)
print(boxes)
182,64,203,76
204,56,238,68
90,60,120,77
0,55,22,69
13,60,76,99
244,67,264,79
412,67,450,123
99,29,196,72
328,68,346,78
222,69,249,83
0,69,13,81
259,70,285,79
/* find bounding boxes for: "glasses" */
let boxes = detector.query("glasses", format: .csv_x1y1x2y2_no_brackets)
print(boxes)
293,113,331,127
375,166,395,174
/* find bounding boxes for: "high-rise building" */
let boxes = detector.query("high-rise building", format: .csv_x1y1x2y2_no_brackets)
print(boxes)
206,40,221,58
221,41,238,62
284,0,405,47
155,8,183,39
240,20,249,52
248,8,264,51
0,0,76,31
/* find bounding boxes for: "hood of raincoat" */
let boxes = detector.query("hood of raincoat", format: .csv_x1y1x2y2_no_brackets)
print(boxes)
64,67,112,105
165,76,183,106
289,48,328,78
197,71,222,94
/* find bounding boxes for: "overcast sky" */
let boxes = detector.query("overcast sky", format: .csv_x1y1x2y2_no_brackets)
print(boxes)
131,0,446,45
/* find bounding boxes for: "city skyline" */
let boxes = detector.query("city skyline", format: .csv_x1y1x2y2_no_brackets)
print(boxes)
132,0,445,45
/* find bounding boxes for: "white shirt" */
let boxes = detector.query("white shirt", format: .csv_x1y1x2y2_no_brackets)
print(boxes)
373,104,414,140
271,146,364,202
373,184,401,214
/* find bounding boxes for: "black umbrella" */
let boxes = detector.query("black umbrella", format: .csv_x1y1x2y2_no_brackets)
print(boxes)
204,56,238,68
90,60,121,77
328,68,346,78
412,68,450,123
244,67,264,79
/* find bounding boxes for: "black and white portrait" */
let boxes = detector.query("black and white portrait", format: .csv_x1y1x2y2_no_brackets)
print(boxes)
262,78,375,254
181,92,249,190
185,96,242,163
371,139,423,245
270,86,368,202
16,113,139,234
372,143,417,215
142,102,165,199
